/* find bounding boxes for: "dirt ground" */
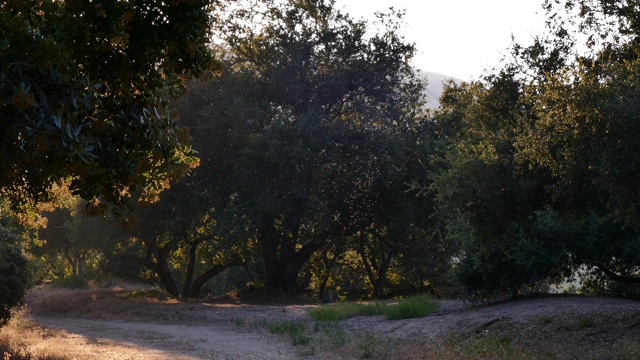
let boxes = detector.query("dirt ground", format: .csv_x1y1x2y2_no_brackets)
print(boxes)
4,285,640,359
342,296,640,357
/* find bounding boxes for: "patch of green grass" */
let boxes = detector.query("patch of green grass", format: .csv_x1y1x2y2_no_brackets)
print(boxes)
268,321,312,346
308,302,384,322
358,333,396,360
324,326,349,347
309,295,440,322
576,317,594,329
538,315,553,323
268,320,306,335
458,332,515,358
233,317,245,327
382,295,440,320
561,316,594,330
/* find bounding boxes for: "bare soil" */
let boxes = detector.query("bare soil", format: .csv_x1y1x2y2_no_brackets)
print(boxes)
341,296,640,358
4,285,640,359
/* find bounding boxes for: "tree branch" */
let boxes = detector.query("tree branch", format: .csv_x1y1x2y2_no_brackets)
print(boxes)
596,264,640,284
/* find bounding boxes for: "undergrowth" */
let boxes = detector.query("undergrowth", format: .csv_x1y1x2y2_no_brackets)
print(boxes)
268,321,312,346
383,295,441,320
308,301,385,321
0,335,68,360
308,294,440,322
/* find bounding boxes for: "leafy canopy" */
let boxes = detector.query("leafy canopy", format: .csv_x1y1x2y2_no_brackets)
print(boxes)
0,0,216,213
433,0,640,298
184,0,427,293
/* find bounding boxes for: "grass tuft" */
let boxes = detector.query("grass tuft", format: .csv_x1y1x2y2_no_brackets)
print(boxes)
458,332,515,358
382,295,440,320
575,317,594,329
308,302,384,322
309,295,440,322
538,316,553,324
562,316,594,331
268,321,312,346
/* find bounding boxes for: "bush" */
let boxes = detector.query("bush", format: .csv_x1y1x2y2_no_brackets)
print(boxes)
0,240,30,326
0,210,32,326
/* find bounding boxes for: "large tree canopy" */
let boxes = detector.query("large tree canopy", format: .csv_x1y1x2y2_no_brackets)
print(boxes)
178,0,427,293
517,0,640,286
433,0,640,298
0,0,215,212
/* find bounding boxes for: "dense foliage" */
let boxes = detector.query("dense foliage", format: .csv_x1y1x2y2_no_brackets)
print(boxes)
433,0,640,299
0,0,216,323
0,0,212,212
28,0,452,300
7,0,640,314
177,0,439,295
0,210,31,325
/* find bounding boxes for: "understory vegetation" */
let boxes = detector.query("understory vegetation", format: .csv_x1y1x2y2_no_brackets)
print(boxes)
308,295,440,321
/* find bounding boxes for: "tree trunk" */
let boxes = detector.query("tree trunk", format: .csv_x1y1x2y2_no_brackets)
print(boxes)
261,241,321,294
263,251,302,293
357,234,396,299
182,241,199,298
154,250,180,298
78,252,86,278
183,262,244,298
258,216,324,294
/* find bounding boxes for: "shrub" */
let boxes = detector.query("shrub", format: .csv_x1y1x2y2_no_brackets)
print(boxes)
0,229,31,326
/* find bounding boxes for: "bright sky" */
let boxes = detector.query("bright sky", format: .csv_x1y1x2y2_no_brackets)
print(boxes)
335,0,548,80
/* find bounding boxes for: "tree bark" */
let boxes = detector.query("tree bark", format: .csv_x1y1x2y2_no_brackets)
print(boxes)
182,240,199,298
357,233,396,299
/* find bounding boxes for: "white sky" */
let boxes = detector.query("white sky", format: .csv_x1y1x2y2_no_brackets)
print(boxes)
334,0,548,80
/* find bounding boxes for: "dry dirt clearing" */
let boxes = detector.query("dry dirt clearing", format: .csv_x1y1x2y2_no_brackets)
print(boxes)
4,286,640,359
19,316,298,359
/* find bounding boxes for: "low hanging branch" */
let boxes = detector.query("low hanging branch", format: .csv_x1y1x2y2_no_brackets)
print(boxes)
596,264,640,284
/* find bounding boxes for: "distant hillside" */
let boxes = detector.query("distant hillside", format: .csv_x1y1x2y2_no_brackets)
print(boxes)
418,70,462,109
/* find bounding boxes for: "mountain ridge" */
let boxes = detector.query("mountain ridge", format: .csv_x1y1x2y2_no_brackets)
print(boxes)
418,70,462,109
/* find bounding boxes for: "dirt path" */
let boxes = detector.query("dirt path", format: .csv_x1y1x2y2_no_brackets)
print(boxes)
28,315,298,359
6,287,315,359
5,288,640,359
